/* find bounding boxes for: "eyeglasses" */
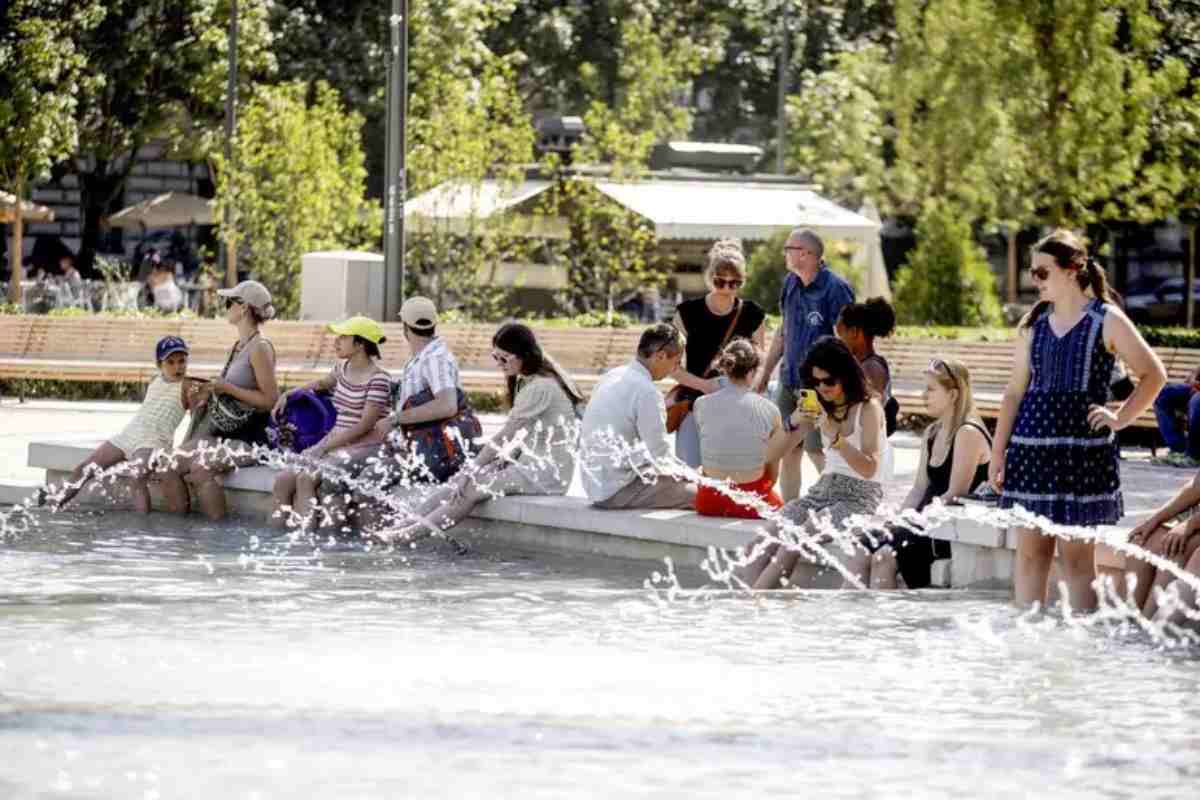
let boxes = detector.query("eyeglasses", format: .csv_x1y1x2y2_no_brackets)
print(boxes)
712,277,743,290
783,246,811,254
810,374,840,387
1029,266,1051,281
491,350,515,366
224,297,244,310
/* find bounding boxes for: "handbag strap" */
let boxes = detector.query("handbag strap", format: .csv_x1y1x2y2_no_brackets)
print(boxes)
702,299,744,376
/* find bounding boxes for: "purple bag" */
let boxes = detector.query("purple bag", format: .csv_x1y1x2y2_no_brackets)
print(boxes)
268,389,337,452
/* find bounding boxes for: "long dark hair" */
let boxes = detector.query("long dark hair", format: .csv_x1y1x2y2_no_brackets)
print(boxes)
800,336,869,415
492,322,584,409
1021,229,1120,331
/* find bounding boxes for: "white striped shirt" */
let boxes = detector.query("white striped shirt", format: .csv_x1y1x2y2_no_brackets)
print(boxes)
397,336,460,409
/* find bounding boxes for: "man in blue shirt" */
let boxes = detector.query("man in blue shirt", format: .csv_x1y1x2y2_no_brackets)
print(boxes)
754,229,855,500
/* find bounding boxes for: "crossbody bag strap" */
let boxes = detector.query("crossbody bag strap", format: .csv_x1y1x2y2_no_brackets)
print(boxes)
702,299,744,377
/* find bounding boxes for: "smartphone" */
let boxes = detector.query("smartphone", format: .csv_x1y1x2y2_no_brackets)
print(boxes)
797,389,820,413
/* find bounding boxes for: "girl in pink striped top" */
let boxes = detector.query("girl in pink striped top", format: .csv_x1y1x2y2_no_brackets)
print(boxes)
270,317,391,528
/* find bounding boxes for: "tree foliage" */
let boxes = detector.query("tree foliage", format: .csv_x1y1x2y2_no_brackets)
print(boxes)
214,81,379,317
56,0,275,271
892,200,1002,326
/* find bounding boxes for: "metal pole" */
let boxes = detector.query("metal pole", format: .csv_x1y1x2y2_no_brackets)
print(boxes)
776,0,790,174
222,0,238,288
1187,223,1196,329
7,173,24,306
384,0,408,320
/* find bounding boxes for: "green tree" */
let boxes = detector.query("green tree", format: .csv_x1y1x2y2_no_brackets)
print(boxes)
213,82,379,317
0,0,101,302
892,200,1001,326
57,0,274,271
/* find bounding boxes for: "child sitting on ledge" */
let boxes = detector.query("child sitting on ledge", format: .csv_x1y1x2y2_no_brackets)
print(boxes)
40,336,196,512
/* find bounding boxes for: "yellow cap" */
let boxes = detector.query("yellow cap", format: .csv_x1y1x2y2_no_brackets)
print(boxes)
328,316,387,345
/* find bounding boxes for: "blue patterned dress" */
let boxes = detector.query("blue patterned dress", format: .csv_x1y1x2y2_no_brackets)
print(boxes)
998,300,1123,526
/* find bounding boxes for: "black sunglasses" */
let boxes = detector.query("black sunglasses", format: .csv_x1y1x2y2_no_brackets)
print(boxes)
224,297,245,310
810,374,840,387
712,277,743,290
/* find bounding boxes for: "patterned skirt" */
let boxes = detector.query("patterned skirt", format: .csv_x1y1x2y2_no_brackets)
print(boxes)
779,472,884,533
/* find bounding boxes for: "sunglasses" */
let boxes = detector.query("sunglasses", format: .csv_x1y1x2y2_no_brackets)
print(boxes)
224,297,245,310
712,277,743,290
491,350,515,366
1029,266,1051,281
810,374,840,387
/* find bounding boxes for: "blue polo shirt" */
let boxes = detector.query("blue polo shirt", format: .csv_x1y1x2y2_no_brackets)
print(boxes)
779,265,856,389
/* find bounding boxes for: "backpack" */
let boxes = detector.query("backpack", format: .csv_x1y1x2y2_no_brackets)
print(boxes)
268,389,337,452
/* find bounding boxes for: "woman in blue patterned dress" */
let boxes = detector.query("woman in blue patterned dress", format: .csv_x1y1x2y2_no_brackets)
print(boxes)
991,229,1165,612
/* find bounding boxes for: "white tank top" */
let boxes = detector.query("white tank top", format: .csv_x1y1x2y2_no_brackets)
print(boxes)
821,402,891,483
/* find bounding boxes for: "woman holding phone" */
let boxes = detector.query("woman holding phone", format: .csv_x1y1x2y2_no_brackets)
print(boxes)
737,337,890,589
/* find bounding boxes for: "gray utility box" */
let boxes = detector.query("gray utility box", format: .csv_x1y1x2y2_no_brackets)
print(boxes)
299,251,385,322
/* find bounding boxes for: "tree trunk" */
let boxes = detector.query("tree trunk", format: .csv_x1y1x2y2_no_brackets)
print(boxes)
7,173,24,306
1006,228,1017,304
78,156,136,276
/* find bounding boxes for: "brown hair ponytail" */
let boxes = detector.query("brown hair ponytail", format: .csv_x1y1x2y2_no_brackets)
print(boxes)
1020,229,1120,331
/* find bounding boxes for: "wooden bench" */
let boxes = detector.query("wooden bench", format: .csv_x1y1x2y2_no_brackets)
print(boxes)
1,314,1196,435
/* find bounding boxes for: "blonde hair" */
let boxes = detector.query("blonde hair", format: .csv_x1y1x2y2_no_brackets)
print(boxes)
925,358,980,439
704,238,746,285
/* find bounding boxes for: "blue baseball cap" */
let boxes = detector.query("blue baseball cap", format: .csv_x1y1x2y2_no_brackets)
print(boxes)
156,335,189,362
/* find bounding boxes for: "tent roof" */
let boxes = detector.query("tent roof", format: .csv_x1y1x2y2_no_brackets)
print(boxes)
593,180,879,242
0,191,55,224
106,192,215,228
403,177,878,243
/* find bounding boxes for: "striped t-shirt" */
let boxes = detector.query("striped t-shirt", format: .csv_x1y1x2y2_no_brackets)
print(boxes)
331,360,392,431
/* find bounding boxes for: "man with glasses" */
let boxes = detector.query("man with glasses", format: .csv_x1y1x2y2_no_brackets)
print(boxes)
580,323,697,509
754,228,855,500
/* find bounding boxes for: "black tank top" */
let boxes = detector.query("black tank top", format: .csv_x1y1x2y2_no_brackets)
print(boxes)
922,421,991,509
676,297,766,377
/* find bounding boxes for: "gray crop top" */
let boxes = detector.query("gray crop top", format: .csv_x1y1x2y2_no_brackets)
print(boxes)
693,385,782,472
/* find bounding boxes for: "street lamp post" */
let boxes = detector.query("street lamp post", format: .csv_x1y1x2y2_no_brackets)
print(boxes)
776,0,790,174
221,0,238,288
383,0,409,320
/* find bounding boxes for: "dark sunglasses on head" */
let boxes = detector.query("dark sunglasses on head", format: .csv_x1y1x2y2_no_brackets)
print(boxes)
810,374,840,387
1029,266,1051,281
224,297,245,310
712,277,743,290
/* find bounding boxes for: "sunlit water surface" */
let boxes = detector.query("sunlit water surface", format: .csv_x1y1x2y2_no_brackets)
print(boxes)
1,511,1198,799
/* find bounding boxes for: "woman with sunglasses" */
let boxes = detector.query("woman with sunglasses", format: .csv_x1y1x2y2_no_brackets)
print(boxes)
854,358,991,589
992,229,1165,612
377,322,584,542
160,281,280,520
669,239,767,468
737,336,890,589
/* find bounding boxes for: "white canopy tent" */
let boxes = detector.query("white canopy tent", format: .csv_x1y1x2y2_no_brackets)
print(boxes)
403,177,890,297
106,192,215,229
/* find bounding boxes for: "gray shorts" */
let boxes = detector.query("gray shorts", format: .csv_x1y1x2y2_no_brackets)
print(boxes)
775,384,823,454
593,475,696,510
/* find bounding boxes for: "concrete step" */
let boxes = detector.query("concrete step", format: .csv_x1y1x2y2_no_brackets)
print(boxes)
0,479,42,506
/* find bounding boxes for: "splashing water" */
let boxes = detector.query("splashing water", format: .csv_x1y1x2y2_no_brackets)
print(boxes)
4,421,1200,648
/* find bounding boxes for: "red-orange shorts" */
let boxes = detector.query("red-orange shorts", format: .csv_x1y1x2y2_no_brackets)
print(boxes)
695,473,783,519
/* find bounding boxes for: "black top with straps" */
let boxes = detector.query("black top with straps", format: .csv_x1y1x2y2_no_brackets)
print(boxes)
921,421,990,508
676,297,766,378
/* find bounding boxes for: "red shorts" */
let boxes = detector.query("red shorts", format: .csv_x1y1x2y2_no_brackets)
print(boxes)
695,473,783,519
